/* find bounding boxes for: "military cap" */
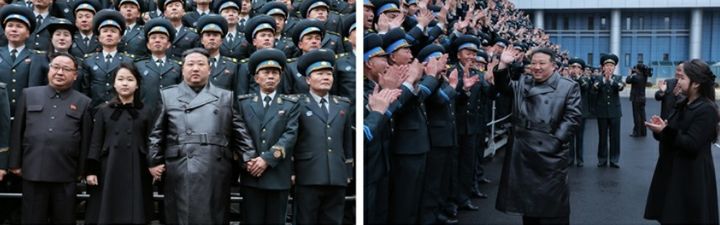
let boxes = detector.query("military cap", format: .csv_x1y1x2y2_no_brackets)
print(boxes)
494,38,509,48
428,4,441,13
47,18,77,35
297,49,335,77
300,0,330,18
341,13,356,38
405,0,417,5
116,0,144,12
372,0,400,15
292,19,325,46
568,58,586,69
157,0,184,12
213,0,241,13
0,5,35,31
417,44,445,63
477,32,492,46
93,9,126,34
249,48,286,74
364,0,374,8
451,34,481,53
513,42,528,52
476,50,488,63
601,54,619,65
73,0,102,15
364,33,387,61
196,14,228,37
259,2,288,18
144,17,176,41
382,28,410,54
244,15,276,39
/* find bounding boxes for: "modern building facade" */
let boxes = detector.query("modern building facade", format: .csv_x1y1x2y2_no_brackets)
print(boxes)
515,0,720,79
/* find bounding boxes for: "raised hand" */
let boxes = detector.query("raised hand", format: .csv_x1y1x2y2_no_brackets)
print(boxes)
375,13,390,33
463,72,480,91
658,80,667,92
448,68,459,89
379,65,408,89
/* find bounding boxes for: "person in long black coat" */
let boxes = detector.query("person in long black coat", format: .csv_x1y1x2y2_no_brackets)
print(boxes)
85,63,154,225
644,59,719,225
626,64,650,137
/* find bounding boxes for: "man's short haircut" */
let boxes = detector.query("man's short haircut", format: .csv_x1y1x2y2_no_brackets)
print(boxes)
49,52,78,70
529,48,556,63
181,48,211,64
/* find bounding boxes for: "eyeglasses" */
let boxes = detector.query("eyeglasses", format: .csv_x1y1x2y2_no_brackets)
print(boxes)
49,63,77,72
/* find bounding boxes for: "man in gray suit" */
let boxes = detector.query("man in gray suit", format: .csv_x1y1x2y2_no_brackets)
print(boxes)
293,48,353,225
9,52,92,224
147,48,257,225
237,48,299,225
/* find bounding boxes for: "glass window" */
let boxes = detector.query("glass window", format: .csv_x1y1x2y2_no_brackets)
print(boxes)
663,53,670,61
563,16,570,29
625,53,631,67
588,16,594,30
664,17,670,29
638,53,644,64
639,17,644,30
587,53,594,67
626,17,632,30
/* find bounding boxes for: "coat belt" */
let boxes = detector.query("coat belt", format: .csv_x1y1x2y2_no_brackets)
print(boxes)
177,134,228,146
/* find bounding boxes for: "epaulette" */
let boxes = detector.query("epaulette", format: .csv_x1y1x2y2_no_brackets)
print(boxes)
31,49,45,54
187,27,197,33
236,93,255,100
333,95,351,103
327,31,341,36
222,56,237,63
85,52,98,58
123,53,136,59
287,58,297,63
335,53,347,59
239,58,249,63
134,56,150,62
161,84,178,90
279,94,299,102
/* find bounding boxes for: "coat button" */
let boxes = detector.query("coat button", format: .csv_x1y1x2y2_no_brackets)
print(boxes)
48,128,53,132
262,128,266,132
53,105,57,108
328,149,332,152
50,116,55,120
327,137,331,141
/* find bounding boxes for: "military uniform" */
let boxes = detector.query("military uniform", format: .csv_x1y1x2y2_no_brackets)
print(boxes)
593,54,624,167
220,28,248,60
0,82,9,168
69,0,103,59
258,2,297,57
169,26,199,59
119,23,148,56
135,57,182,111
568,58,590,167
9,85,92,224
237,48,298,225
332,14,354,99
25,13,56,51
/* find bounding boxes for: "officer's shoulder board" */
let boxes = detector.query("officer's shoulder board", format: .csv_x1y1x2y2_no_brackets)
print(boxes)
123,53,136,59
187,27,197,33
237,93,256,101
332,95,351,103
31,49,45,54
327,31,341,37
171,59,182,65
239,58,249,63
222,56,237,63
134,56,151,62
287,58,297,63
279,94,299,103
85,52,99,58
335,53,347,59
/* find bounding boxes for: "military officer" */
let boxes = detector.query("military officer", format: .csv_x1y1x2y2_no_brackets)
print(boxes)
258,2,297,57
147,48,257,225
568,58,591,167
333,14,354,99
363,0,374,33
286,19,326,94
159,0,200,59
0,5,41,115
70,0,102,59
182,0,211,27
593,54,624,168
448,35,483,215
195,14,239,92
237,15,282,95
134,18,181,114
293,49,353,225
299,0,344,54
117,0,148,57
237,48,299,225
0,82,8,179
25,0,58,50
28,18,77,87
237,0,250,30
9,52,92,224
81,9,134,108
216,0,249,60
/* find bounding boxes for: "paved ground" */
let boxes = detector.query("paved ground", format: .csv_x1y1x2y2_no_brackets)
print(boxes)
459,97,720,225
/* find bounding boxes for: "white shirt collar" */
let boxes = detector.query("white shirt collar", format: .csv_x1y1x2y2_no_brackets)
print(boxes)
81,33,93,39
103,51,117,58
152,56,166,63
9,45,25,54
33,11,48,19
309,91,329,108
197,9,210,14
260,91,277,106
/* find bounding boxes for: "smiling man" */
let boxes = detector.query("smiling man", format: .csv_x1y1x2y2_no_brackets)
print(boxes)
493,47,581,225
9,52,92,224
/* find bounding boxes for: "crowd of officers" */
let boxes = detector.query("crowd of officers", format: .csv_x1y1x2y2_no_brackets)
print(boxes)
363,0,644,224
0,0,356,224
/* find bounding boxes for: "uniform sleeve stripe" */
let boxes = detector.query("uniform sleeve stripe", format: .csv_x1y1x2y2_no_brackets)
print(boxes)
363,125,373,141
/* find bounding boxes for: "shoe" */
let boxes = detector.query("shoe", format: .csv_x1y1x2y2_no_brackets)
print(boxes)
610,163,620,168
576,162,584,167
479,177,492,184
473,190,488,199
446,205,458,218
597,162,608,167
459,202,480,211
437,213,459,224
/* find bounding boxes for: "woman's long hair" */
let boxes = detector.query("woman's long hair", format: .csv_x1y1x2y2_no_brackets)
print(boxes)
110,62,144,107
682,59,719,142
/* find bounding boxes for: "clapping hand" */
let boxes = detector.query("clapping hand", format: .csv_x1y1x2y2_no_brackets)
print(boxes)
645,115,667,134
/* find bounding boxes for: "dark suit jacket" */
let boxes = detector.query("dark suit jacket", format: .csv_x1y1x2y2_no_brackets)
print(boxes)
26,15,56,51
332,52,355,100
134,57,182,113
654,78,681,119
626,73,647,102
0,83,9,169
294,94,353,186
237,93,299,190
210,56,239,92
390,76,439,155
425,79,458,147
592,75,625,118
220,29,248,60
0,46,42,116
169,26,200,59
9,85,92,182
362,80,390,184
70,33,101,59
119,24,148,57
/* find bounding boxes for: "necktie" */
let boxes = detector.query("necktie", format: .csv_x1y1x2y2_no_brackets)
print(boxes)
227,33,234,43
83,37,90,46
36,15,43,26
211,58,217,68
240,18,246,26
10,49,17,63
264,96,272,110
156,59,164,68
201,12,207,16
320,98,329,118
105,54,112,63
